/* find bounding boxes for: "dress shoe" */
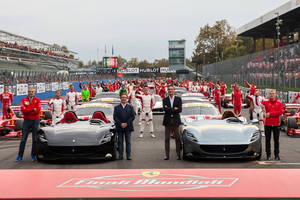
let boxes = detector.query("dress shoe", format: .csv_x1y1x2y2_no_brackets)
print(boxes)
177,156,181,160
15,156,22,162
127,157,132,160
31,155,36,161
164,156,169,160
275,155,280,161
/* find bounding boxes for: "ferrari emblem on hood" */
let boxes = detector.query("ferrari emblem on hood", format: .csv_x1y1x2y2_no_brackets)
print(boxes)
142,171,160,178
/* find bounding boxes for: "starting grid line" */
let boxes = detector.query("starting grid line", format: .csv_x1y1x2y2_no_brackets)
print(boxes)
250,160,300,165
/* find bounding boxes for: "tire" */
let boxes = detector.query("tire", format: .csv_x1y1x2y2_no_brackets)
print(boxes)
44,111,52,120
180,139,189,160
111,134,118,161
279,116,285,131
256,144,262,160
223,99,229,108
249,108,253,121
15,111,22,118
287,118,298,129
243,98,250,108
14,120,23,131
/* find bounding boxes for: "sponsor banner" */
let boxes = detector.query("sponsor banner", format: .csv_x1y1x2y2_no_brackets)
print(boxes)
52,82,59,91
37,83,46,93
45,83,52,92
117,68,139,74
16,84,28,96
289,91,298,103
139,67,160,73
160,67,176,73
12,85,17,96
97,68,117,74
58,82,63,90
62,82,69,90
0,85,3,93
1,169,300,199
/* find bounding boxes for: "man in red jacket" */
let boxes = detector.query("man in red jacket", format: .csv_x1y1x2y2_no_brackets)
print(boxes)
213,84,221,113
245,80,256,96
16,87,41,162
293,92,300,103
0,85,13,119
261,90,283,161
231,83,243,116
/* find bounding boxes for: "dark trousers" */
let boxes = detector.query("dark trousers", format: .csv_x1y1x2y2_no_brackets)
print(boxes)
18,119,40,157
165,122,181,158
265,125,280,156
118,131,131,159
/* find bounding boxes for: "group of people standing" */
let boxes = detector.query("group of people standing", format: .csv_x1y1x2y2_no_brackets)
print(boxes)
0,78,289,162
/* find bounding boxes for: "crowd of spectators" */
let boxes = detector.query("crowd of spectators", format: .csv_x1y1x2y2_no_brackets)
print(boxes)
236,41,300,80
0,40,72,60
0,70,115,86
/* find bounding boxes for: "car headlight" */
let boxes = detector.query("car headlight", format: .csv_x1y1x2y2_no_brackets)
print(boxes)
185,131,198,142
38,130,48,143
250,131,260,142
99,133,112,144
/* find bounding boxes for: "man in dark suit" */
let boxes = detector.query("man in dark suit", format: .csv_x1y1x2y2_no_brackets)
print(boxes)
163,85,182,160
113,92,135,160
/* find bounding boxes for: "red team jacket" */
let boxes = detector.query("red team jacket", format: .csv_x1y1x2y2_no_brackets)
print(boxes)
261,98,283,126
21,96,41,120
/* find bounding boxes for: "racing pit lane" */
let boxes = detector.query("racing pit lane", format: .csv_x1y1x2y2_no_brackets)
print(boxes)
1,108,300,169
1,169,300,199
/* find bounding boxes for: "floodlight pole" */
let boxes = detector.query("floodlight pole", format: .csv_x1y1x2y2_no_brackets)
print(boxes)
275,12,282,88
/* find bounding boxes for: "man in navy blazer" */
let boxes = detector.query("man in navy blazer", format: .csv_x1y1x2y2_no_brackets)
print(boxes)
113,92,135,160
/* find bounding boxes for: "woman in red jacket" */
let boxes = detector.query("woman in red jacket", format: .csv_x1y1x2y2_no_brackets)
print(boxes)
261,90,283,161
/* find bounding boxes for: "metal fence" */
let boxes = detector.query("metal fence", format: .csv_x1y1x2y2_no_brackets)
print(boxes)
202,41,300,90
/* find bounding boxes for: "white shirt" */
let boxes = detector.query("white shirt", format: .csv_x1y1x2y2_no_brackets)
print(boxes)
121,103,127,109
169,95,175,108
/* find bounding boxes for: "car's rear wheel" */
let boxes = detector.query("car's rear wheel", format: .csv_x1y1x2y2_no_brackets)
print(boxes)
223,99,229,108
279,116,286,131
44,111,52,120
14,120,23,132
15,111,22,118
243,98,250,108
287,118,297,136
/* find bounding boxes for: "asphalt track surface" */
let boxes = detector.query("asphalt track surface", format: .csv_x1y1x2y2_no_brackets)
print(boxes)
1,107,300,169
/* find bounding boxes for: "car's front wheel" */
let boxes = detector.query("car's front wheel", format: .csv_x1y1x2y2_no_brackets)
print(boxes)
180,140,189,161
111,135,118,161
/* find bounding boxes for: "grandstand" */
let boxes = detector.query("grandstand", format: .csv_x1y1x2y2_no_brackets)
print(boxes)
202,0,300,89
0,29,80,73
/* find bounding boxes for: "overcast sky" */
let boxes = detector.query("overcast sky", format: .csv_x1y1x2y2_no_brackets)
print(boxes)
0,0,288,63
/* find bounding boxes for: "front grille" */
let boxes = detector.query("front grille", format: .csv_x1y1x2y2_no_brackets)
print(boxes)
49,146,100,155
200,145,248,154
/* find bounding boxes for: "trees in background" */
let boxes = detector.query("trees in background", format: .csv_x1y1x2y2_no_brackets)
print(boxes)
193,20,254,65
